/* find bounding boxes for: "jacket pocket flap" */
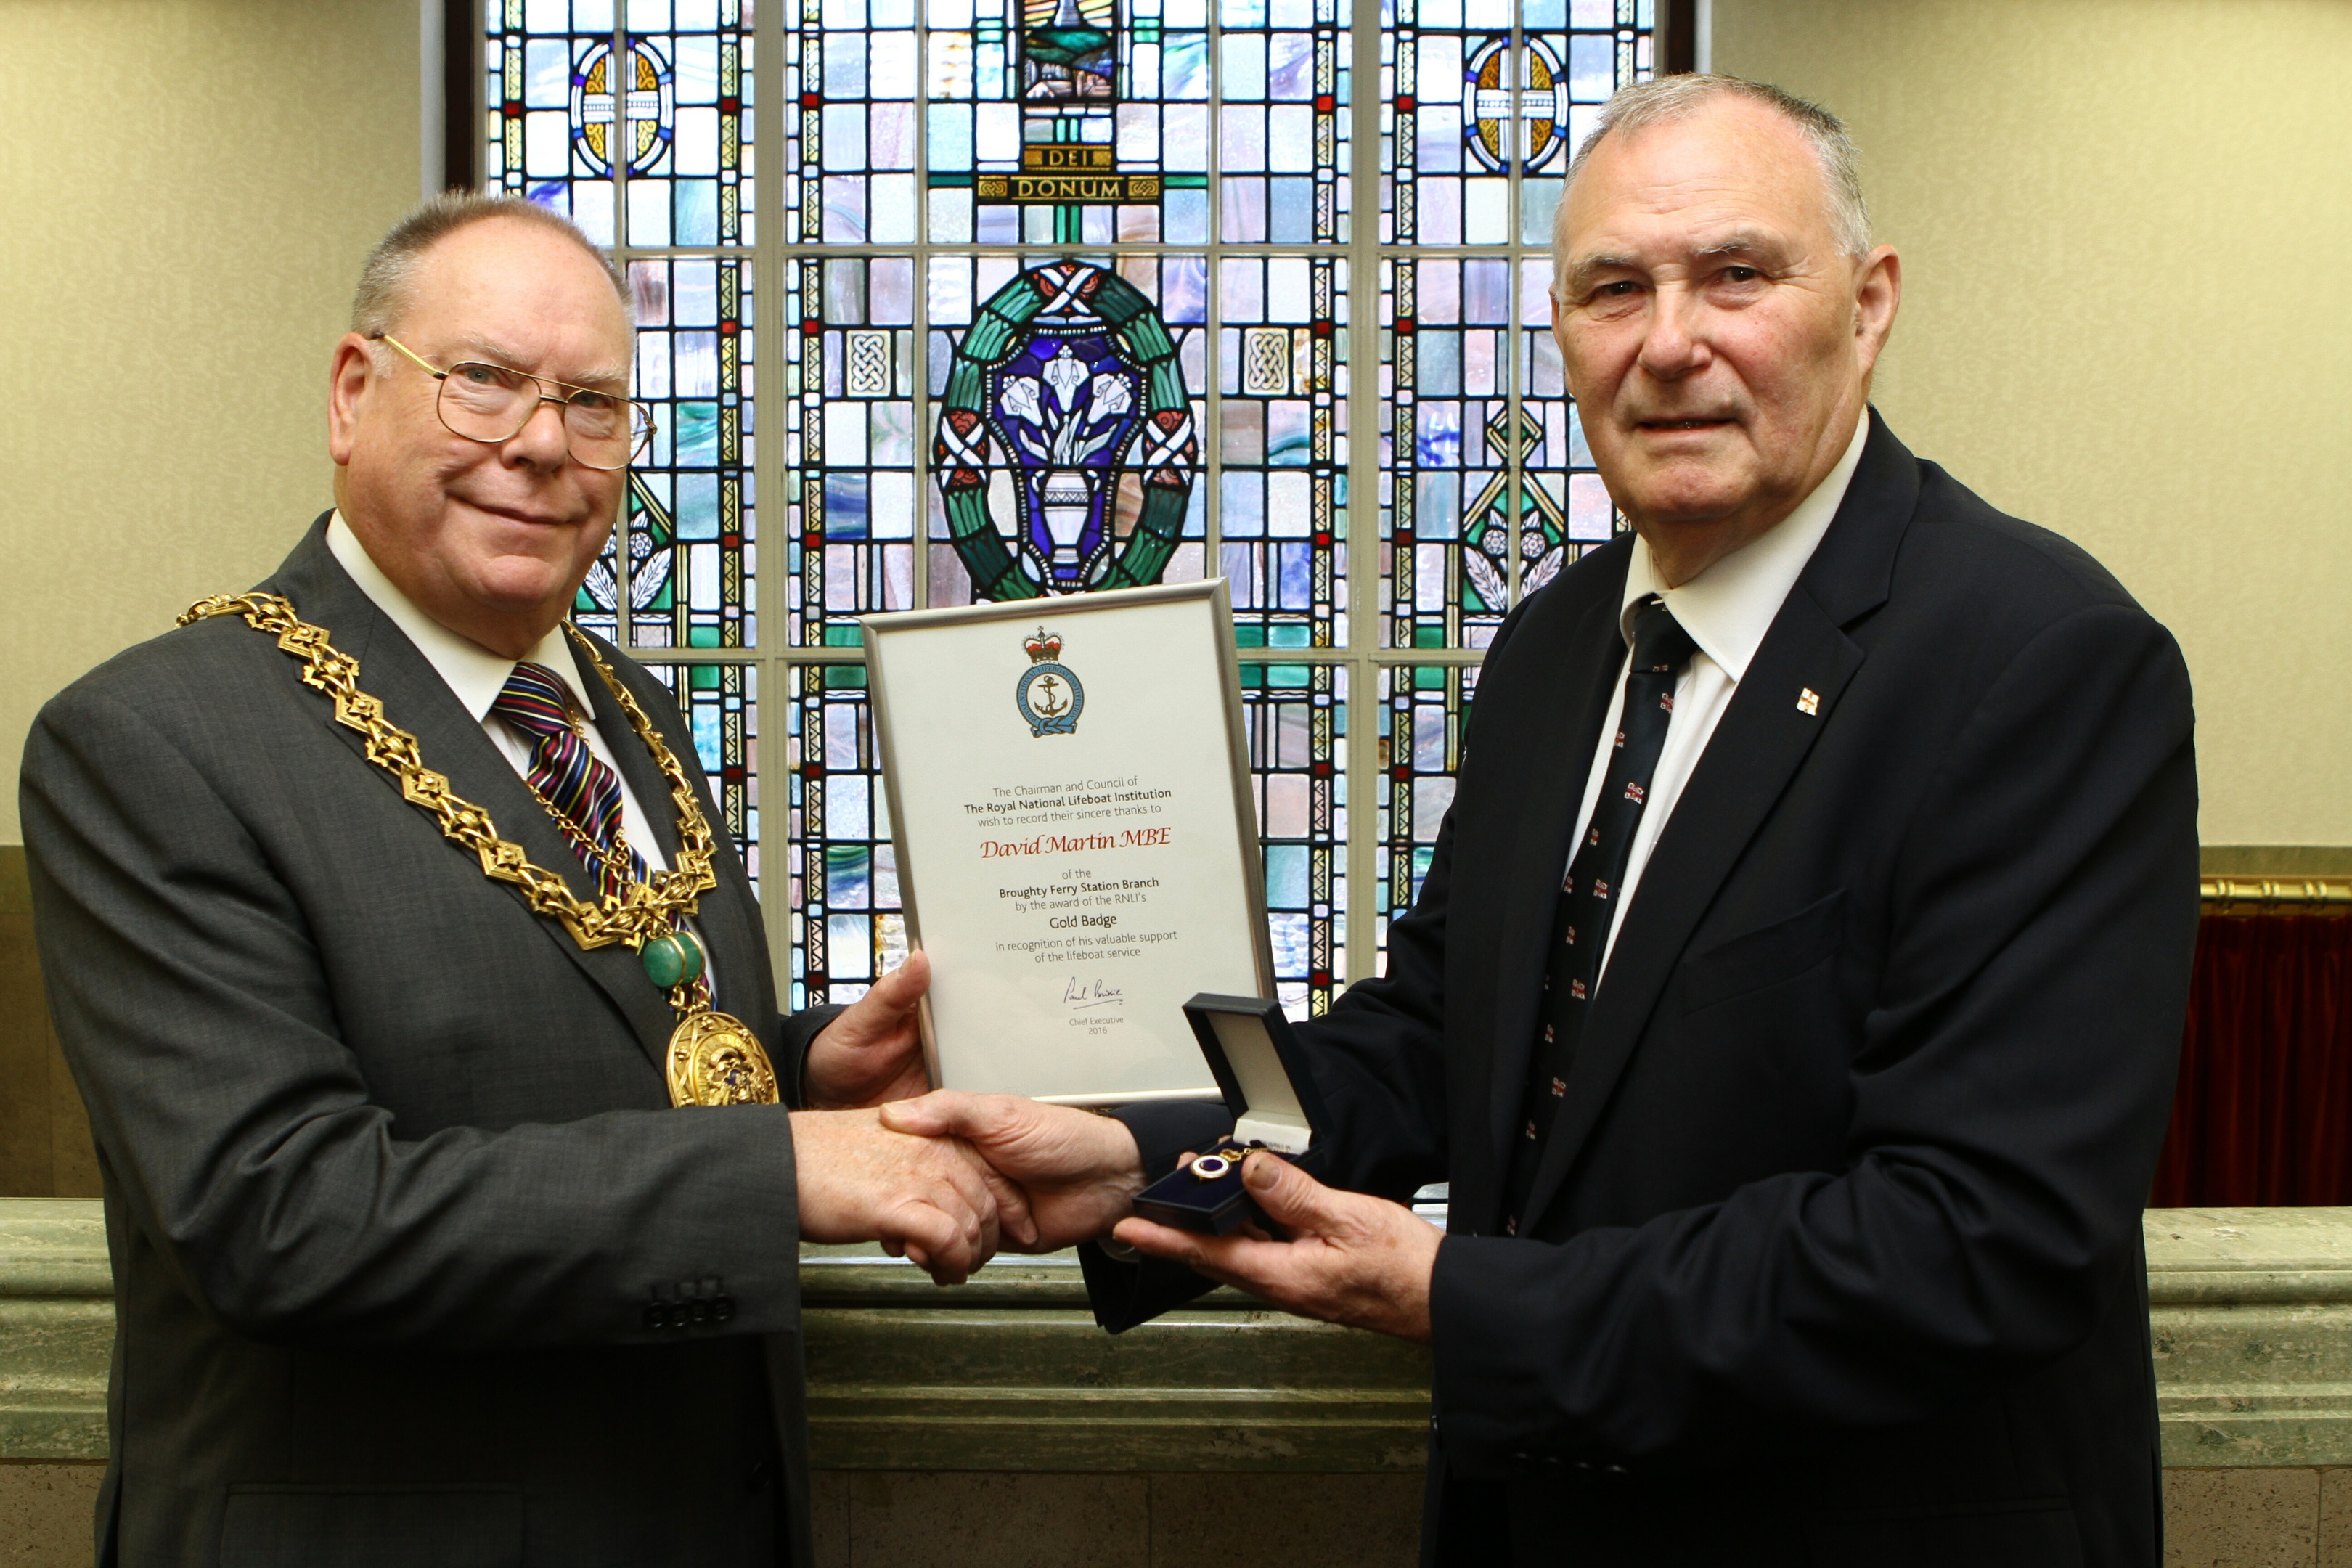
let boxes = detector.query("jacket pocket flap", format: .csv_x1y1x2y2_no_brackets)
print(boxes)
1681,888,1846,1015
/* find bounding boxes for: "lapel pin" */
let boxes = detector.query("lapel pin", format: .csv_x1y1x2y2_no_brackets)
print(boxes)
1796,687,1821,716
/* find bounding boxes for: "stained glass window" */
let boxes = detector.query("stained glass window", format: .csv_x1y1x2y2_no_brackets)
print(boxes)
489,0,1649,1014
645,662,761,886
785,664,905,1008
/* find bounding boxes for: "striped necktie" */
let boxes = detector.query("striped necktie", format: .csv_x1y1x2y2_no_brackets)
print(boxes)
491,661,646,902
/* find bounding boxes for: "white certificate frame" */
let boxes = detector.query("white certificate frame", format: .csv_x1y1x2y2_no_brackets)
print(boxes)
862,581,1275,1106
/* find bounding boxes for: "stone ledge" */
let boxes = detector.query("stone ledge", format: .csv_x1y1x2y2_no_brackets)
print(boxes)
15,1204,2352,1469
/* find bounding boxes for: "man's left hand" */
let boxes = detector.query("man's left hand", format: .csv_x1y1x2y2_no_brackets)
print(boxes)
802,952,931,1109
1114,1152,1440,1343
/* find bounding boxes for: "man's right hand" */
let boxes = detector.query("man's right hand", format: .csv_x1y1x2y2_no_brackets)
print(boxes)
788,1108,1036,1284
879,1091,1147,1252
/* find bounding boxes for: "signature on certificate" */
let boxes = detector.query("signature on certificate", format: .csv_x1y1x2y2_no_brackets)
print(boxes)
1063,977,1126,1011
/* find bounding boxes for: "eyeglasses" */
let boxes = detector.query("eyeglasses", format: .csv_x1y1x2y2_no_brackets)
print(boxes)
370,333,654,472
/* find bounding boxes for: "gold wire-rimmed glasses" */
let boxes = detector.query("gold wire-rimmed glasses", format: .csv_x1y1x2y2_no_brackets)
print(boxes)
370,333,654,472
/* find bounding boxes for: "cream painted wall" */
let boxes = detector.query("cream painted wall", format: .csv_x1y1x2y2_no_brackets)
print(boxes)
0,0,417,841
1713,0,2352,844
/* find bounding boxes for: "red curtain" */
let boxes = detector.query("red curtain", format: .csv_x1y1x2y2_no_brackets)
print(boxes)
2150,914,2352,1206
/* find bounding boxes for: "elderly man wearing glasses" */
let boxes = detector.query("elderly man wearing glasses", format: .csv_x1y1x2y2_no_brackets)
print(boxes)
20,194,1004,1567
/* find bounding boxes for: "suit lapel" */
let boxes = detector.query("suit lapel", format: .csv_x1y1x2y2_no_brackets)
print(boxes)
264,524,683,1074
1480,587,1630,1188
1515,412,1919,1228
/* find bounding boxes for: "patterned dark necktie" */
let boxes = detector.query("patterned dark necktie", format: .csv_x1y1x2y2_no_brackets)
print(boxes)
492,661,647,902
1500,596,1698,1235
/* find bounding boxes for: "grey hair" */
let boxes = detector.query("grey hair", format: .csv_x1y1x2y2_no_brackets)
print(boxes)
1551,74,1874,288
350,191,632,338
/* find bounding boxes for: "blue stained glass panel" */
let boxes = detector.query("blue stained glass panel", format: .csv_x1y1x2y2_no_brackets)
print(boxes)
787,666,904,1008
1243,663,1345,1013
626,257,755,650
642,661,759,891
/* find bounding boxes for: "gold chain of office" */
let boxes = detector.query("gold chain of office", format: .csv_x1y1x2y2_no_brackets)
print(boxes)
177,591,780,1108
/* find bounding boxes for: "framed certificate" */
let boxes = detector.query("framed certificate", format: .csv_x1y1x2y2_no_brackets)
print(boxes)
862,581,1273,1104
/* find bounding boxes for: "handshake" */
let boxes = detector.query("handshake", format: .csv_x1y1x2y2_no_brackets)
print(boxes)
784,954,1440,1343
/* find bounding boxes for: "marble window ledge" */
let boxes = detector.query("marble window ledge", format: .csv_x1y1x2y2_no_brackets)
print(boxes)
7,1201,2352,1470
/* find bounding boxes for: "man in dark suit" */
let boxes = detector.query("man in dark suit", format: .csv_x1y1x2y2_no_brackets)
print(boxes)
886,76,2199,1565
22,194,1019,1567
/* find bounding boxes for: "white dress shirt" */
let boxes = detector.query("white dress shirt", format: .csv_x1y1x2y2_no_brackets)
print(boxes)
326,515,716,988
1571,413,1869,984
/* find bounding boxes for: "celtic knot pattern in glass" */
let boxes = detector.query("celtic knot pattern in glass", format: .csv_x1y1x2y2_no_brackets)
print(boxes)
1221,256,1345,649
785,256,920,650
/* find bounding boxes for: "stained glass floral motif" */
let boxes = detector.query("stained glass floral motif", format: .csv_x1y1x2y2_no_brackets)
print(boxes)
934,259,1198,598
924,253,1209,612
497,0,1648,1006
1517,254,1617,594
645,662,761,886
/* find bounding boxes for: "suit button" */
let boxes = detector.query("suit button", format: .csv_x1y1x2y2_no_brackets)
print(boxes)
746,1460,771,1492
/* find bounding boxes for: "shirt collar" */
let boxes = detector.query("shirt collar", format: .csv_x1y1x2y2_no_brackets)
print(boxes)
324,512,597,724
1619,410,1870,682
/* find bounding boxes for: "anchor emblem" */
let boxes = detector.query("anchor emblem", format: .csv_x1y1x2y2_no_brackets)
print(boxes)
1015,625,1085,737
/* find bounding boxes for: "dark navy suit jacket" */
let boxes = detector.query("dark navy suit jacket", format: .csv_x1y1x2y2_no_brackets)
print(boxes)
1090,414,2199,1567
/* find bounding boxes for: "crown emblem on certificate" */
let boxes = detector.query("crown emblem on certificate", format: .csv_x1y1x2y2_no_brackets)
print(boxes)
1016,624,1084,738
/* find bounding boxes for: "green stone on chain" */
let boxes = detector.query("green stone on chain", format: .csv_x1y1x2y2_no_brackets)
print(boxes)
641,929,706,989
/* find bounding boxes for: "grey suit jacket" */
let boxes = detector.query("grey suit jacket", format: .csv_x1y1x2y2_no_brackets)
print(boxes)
23,517,837,1568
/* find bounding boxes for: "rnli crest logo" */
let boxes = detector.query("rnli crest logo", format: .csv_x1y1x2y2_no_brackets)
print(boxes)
1016,626,1084,738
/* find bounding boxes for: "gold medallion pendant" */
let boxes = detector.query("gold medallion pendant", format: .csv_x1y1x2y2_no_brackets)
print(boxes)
666,1009,781,1107
183,591,787,1111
